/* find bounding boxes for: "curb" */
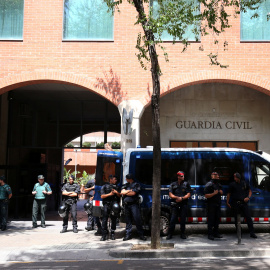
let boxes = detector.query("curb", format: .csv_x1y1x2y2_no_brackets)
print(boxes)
109,248,270,258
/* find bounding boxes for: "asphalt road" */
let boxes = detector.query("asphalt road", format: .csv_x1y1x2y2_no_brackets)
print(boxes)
2,258,270,270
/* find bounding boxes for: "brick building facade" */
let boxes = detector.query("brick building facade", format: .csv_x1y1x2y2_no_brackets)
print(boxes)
0,0,270,214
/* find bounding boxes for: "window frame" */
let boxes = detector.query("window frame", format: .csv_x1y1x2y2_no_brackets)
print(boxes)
62,0,114,42
240,0,270,42
150,0,201,42
0,0,24,41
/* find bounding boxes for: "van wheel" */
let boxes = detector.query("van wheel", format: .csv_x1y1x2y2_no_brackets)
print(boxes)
148,211,170,236
160,211,170,236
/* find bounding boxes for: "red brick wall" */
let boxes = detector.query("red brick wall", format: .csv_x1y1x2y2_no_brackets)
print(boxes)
1,1,270,105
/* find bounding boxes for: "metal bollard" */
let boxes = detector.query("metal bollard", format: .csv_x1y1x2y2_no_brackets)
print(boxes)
237,213,241,245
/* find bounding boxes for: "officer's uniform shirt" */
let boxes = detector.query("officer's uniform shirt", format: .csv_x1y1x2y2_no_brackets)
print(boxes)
33,182,52,200
101,183,120,204
62,182,80,203
204,180,222,205
122,182,141,204
85,179,95,198
0,184,12,200
228,180,250,203
169,180,191,205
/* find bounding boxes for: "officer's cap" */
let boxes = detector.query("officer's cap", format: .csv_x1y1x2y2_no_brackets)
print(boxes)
234,173,241,180
38,175,44,180
126,173,134,180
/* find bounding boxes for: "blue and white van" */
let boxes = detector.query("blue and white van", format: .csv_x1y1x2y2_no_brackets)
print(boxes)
93,147,270,235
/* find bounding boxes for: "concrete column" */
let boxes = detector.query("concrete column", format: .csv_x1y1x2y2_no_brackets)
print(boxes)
118,100,145,156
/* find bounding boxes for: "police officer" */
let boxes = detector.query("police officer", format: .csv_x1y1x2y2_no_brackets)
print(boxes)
32,175,52,228
204,172,223,240
100,175,121,241
166,171,191,240
0,175,12,231
84,178,101,233
121,173,146,241
227,172,257,238
60,175,80,233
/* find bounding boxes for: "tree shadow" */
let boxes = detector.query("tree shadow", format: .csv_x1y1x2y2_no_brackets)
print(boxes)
95,67,126,104
144,82,171,105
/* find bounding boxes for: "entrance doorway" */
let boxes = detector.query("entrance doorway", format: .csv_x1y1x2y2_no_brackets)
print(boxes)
170,141,258,151
1,83,121,218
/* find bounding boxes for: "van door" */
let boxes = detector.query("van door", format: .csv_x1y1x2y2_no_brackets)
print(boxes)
195,151,245,219
93,150,123,216
249,157,270,218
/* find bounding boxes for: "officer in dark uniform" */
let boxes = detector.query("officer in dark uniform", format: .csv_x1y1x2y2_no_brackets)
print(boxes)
0,175,12,231
100,175,121,241
227,172,257,238
166,171,191,240
121,173,146,241
60,175,80,233
204,172,223,240
84,178,101,233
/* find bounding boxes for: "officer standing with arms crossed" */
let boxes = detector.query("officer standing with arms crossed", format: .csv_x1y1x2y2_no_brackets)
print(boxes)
61,175,80,233
227,172,257,238
84,178,101,233
121,173,146,241
166,171,191,240
32,175,52,228
204,172,223,240
0,175,12,231
100,175,121,241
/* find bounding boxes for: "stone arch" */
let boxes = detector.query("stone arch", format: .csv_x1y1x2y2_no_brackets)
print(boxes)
142,71,270,106
0,70,124,106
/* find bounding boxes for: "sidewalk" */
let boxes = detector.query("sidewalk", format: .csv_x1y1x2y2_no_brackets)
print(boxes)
1,219,270,262
1,201,270,262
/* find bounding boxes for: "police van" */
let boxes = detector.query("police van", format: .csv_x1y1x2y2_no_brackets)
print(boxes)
92,147,270,235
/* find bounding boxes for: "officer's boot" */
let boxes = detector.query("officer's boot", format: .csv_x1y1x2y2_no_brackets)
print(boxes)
73,227,78,233
110,231,115,240
100,234,107,241
60,227,67,233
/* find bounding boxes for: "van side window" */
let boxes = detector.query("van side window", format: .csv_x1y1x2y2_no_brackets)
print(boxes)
196,158,244,186
251,162,270,191
135,158,195,186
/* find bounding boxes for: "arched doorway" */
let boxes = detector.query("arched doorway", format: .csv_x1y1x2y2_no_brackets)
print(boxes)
0,82,121,217
140,82,270,153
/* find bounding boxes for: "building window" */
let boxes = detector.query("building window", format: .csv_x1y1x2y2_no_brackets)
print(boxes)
63,0,114,41
151,0,200,41
241,0,270,41
170,141,258,151
0,0,24,40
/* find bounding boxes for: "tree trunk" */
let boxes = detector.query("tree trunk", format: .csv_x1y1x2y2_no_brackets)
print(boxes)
132,0,162,249
149,47,161,249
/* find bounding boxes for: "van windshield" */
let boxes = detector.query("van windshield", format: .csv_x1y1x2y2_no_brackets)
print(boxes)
251,161,270,191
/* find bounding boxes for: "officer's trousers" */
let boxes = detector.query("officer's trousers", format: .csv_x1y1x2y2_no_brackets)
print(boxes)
87,214,101,229
0,200,8,228
207,203,221,236
63,202,77,229
232,203,254,234
101,204,117,236
168,204,188,235
32,199,47,226
124,203,144,237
